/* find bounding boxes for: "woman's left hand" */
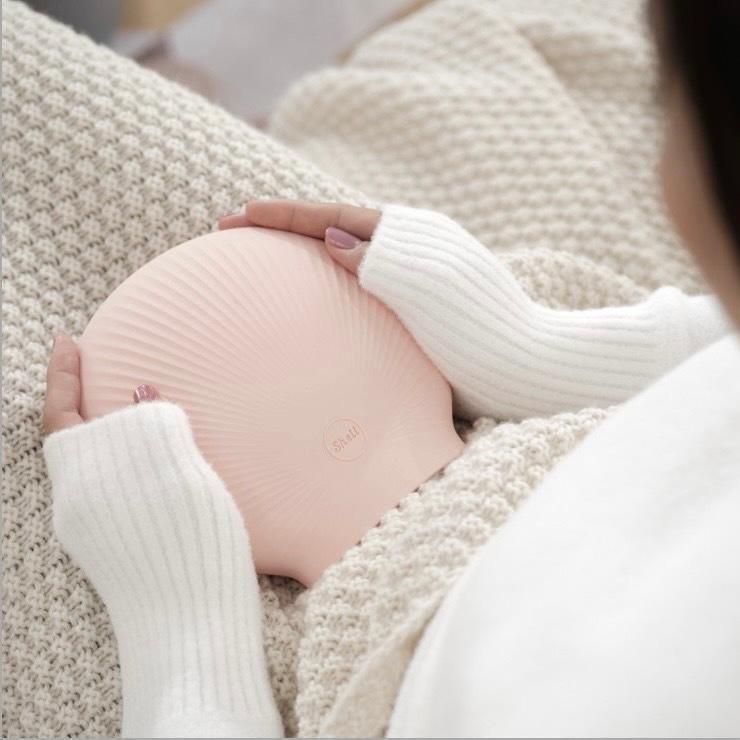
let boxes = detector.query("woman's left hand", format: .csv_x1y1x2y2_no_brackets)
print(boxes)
219,200,380,275
44,333,160,435
43,334,84,435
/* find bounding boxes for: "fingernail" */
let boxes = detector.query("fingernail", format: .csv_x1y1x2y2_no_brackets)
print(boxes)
133,384,160,404
325,226,362,250
52,333,64,349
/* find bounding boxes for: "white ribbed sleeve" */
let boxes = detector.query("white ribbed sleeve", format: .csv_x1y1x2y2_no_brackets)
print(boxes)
359,206,732,420
43,402,282,739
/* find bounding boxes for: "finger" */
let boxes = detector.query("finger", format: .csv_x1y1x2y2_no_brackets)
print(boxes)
324,227,369,275
133,384,160,403
240,200,379,241
218,209,250,230
43,333,83,435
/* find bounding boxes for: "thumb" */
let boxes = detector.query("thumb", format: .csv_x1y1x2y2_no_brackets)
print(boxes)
43,333,84,435
324,227,369,275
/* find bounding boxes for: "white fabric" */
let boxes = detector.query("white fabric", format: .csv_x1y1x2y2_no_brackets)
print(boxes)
362,206,731,420
389,334,740,737
43,403,283,739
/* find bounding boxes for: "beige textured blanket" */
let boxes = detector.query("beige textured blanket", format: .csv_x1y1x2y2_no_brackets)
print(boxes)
2,0,703,736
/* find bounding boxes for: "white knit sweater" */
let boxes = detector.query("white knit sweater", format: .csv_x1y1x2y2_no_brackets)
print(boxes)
364,206,729,420
45,403,283,738
43,206,731,737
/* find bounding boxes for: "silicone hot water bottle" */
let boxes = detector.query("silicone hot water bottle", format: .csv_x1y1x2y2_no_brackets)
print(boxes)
79,228,463,585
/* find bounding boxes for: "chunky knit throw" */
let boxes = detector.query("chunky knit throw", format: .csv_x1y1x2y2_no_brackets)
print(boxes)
2,0,704,736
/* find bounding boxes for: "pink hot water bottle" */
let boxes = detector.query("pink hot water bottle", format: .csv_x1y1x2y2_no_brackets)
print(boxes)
80,228,463,585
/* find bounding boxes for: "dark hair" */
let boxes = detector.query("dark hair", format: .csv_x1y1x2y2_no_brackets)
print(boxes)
652,1,740,254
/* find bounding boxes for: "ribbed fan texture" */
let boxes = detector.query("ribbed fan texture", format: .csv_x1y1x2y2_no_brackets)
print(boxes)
80,228,462,583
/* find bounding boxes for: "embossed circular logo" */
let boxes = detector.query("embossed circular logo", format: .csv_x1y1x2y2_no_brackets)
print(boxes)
323,418,366,461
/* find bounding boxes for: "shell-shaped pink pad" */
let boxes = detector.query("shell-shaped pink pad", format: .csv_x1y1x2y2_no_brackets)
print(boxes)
80,228,463,585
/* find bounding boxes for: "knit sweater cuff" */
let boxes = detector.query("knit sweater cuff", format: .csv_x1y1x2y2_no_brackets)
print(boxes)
44,402,282,738
359,205,731,420
44,402,211,512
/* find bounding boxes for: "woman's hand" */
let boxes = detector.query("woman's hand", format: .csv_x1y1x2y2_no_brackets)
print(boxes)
43,333,159,435
219,200,380,275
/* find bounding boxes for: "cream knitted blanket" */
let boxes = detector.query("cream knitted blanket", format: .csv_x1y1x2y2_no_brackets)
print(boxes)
2,0,704,736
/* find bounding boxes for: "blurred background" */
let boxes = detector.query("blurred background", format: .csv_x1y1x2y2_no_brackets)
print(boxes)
25,0,418,127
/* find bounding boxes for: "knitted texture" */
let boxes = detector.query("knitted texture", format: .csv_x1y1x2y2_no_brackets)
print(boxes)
271,0,703,296
2,0,705,737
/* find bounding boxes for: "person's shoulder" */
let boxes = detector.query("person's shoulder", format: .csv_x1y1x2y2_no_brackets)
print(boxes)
628,332,740,429
688,331,740,366
549,333,740,486
667,333,740,403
